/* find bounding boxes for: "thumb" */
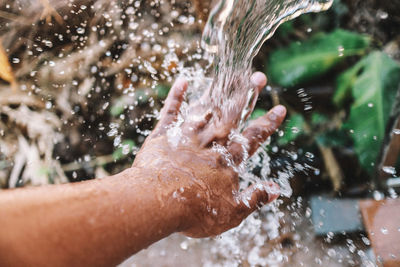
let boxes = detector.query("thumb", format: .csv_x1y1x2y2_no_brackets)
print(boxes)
238,181,280,216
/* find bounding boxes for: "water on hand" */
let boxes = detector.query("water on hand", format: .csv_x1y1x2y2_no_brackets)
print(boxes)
176,0,332,196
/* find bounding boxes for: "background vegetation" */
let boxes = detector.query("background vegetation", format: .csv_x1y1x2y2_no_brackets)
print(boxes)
0,0,399,201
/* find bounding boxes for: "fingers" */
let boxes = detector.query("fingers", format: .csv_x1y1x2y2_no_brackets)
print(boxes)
200,72,268,147
154,78,188,134
250,71,267,92
228,105,286,164
238,181,280,216
240,72,268,123
244,105,286,155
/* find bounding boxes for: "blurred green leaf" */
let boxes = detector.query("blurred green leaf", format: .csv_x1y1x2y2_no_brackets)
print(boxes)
275,21,294,38
333,61,364,107
340,51,400,174
267,29,370,87
316,130,350,147
112,139,136,161
136,90,150,104
311,112,329,126
155,84,170,99
278,114,306,145
110,99,125,117
250,108,266,120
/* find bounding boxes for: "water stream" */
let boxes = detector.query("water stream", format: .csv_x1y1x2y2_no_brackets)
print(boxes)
133,1,340,265
176,0,333,195
201,0,333,128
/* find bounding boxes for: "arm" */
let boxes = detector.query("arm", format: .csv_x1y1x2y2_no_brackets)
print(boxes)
0,167,186,266
0,72,286,267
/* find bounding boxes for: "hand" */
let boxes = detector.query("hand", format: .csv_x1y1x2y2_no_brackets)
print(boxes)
132,72,286,237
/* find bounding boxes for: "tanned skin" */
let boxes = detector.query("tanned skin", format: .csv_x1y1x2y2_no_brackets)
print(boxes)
0,72,286,266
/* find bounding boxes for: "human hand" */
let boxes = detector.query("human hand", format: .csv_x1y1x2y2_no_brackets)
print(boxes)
132,72,286,237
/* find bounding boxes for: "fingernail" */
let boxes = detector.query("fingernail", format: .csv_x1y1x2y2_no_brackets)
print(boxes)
250,72,267,88
272,105,286,116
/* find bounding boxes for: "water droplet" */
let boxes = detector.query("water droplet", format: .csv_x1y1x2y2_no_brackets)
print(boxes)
113,135,121,147
45,101,52,109
338,45,344,57
377,10,388,19
327,248,336,257
126,6,135,15
305,152,314,159
122,144,131,155
367,103,374,108
180,241,188,250
362,236,370,245
43,40,53,47
102,102,109,110
381,228,388,235
76,27,85,34
291,127,300,134
373,190,384,201
382,166,396,175
305,207,312,218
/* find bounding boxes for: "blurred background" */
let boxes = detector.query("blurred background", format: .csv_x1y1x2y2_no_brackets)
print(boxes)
0,0,399,266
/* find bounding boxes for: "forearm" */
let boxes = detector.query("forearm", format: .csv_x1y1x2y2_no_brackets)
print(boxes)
0,167,185,267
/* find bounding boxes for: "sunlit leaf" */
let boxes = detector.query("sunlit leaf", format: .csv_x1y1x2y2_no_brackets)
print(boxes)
0,41,15,84
339,51,400,174
267,29,370,87
333,61,364,107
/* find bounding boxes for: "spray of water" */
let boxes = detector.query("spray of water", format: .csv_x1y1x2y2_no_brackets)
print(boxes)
201,0,333,126
170,1,335,265
176,0,333,194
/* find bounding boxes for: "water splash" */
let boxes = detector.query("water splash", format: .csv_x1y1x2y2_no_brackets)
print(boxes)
177,1,334,265
199,0,333,128
177,0,333,194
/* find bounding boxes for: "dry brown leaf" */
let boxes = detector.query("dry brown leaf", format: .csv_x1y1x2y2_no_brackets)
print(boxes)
0,40,15,85
0,89,45,109
39,0,64,25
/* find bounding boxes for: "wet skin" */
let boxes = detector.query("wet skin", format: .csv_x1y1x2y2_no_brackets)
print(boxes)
0,72,286,266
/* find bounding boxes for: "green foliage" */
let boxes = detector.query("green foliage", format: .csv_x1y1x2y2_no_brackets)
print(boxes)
110,99,125,117
275,21,295,38
278,114,306,145
267,29,370,87
311,112,329,125
334,51,400,174
112,139,136,161
155,84,170,99
315,130,349,147
250,108,266,120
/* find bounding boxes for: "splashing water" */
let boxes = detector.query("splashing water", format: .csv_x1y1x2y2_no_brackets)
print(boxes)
171,0,335,265
176,0,333,196
197,0,333,127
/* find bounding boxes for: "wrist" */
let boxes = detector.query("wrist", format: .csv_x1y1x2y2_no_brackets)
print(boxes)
123,166,191,233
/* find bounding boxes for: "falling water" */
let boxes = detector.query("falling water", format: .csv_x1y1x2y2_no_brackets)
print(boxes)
198,0,333,128
176,0,333,195
166,1,337,265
